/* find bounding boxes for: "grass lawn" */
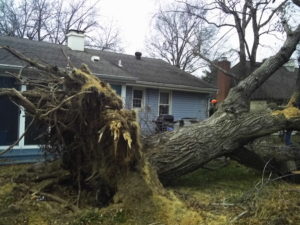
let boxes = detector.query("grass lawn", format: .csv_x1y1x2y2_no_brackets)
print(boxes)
0,160,300,225
169,160,300,225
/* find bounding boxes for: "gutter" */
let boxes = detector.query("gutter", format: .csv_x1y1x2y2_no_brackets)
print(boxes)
0,64,216,93
0,64,137,82
127,81,217,94
93,73,137,82
0,64,24,69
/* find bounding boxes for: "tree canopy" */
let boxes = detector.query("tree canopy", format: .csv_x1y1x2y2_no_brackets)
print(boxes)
0,0,123,51
147,3,216,73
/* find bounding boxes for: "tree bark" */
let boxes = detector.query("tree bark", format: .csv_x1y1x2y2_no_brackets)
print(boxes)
230,136,300,174
144,24,300,182
145,110,300,181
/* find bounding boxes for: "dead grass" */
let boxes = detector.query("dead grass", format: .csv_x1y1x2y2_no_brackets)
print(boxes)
169,160,300,225
0,161,300,225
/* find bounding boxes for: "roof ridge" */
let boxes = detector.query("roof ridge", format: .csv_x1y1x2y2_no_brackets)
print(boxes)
0,36,68,49
0,36,217,90
86,48,163,61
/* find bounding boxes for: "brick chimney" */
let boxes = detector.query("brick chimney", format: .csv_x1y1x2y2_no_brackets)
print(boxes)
67,30,85,51
216,58,231,102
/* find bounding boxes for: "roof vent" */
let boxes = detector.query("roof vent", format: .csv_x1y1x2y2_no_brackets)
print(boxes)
118,59,123,67
91,56,100,62
135,52,142,60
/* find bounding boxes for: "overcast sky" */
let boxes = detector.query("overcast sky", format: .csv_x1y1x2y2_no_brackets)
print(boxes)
97,0,299,72
99,0,171,55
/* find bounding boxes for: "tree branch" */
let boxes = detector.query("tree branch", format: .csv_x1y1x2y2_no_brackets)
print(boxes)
0,117,35,156
198,53,239,81
40,91,91,118
258,0,288,29
0,88,37,114
221,24,300,113
0,45,67,77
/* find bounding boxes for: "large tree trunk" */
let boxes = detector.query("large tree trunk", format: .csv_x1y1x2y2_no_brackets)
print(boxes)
230,136,300,174
146,109,300,181
145,24,300,181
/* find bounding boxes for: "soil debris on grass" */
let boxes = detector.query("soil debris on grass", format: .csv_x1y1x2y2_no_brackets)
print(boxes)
1,160,300,225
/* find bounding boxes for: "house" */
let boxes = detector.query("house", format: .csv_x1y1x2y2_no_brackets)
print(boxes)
0,31,216,163
215,60,299,110
231,61,299,110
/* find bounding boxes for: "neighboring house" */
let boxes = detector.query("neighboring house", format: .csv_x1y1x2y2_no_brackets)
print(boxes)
231,61,299,111
0,31,216,163
215,60,299,111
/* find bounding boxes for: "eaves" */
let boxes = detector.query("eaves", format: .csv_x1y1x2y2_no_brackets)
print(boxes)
126,80,217,94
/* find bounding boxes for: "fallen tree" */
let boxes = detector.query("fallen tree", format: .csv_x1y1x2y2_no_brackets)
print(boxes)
0,16,299,222
146,23,300,181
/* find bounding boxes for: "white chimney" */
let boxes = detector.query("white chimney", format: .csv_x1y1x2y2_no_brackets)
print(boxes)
67,30,85,51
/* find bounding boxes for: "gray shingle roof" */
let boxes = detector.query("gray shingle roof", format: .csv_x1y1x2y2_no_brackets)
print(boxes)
230,61,299,101
0,36,215,91
0,36,133,80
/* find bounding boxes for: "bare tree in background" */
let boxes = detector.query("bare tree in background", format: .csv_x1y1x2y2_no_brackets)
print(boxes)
45,0,98,44
86,21,124,52
181,0,290,73
147,4,215,73
0,0,123,51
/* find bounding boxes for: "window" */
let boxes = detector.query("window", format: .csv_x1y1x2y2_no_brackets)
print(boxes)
0,77,20,146
24,85,47,145
0,79,47,147
159,92,170,115
133,89,143,108
24,115,47,145
110,84,122,96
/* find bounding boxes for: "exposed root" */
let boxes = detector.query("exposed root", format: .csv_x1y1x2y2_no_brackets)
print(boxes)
272,106,300,119
0,48,143,206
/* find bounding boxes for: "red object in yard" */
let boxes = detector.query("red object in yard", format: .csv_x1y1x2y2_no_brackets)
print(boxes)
211,99,218,104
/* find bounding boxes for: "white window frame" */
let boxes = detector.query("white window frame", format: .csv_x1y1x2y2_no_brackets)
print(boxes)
132,88,145,109
0,84,40,150
121,85,126,106
158,90,172,115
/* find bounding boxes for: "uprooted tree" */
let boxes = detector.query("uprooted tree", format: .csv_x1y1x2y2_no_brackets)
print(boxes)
0,11,300,218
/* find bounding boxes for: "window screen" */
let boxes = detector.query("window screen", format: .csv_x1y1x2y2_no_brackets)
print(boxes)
159,92,170,115
133,90,143,108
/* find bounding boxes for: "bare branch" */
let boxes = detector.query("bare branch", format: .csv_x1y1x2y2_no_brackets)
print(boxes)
0,45,67,77
259,0,288,29
198,53,239,81
0,0,103,46
221,24,300,113
40,91,91,118
0,88,37,114
0,117,35,156
148,5,216,73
